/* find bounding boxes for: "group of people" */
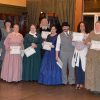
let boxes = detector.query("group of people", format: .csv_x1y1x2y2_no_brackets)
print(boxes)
0,18,100,95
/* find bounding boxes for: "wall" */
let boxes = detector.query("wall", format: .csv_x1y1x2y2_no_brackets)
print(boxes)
84,0,100,12
0,4,26,15
0,0,26,7
0,0,26,15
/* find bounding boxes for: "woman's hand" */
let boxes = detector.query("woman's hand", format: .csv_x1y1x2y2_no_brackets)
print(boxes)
56,56,58,62
87,42,91,45
51,45,54,48
56,51,59,61
8,47,12,52
31,43,37,48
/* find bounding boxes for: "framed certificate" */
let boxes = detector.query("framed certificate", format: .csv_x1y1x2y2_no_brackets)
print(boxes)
72,32,84,42
41,31,51,39
24,46,36,57
90,40,100,50
42,41,52,51
10,46,21,54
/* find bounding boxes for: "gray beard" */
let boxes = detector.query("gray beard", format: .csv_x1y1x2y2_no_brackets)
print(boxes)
40,26,48,30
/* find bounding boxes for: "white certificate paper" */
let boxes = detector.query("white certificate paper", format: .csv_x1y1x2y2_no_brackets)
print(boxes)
41,31,51,39
10,46,21,54
42,41,52,51
24,46,36,57
90,40,100,50
72,32,84,42
56,57,63,69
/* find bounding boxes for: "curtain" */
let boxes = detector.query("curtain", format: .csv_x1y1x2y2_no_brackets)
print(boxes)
27,0,76,30
66,0,76,30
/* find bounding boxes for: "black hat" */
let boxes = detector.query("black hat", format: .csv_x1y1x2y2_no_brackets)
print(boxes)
62,22,70,27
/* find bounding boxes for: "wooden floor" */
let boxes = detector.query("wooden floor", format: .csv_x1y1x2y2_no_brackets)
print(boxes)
0,80,100,100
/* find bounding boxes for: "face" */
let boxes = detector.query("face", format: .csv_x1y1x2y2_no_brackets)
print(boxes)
80,23,85,32
51,26,56,34
95,22,100,32
13,25,19,33
41,18,48,26
62,26,69,32
30,25,36,33
5,22,11,28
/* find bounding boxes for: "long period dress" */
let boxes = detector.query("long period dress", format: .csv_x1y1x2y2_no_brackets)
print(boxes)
1,32,23,82
85,31,100,92
22,33,42,81
38,34,62,85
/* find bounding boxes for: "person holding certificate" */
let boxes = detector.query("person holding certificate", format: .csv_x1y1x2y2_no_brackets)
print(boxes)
22,24,42,81
37,18,50,58
56,22,75,85
38,26,62,85
38,18,50,38
72,21,88,89
85,21,100,94
1,24,23,82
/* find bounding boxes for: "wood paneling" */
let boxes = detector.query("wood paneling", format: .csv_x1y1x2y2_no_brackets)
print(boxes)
84,0,100,12
0,4,26,15
0,0,26,7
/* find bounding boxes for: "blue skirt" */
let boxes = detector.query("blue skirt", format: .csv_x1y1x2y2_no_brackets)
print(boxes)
38,49,62,85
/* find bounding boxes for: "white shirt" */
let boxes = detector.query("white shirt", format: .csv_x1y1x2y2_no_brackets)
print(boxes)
56,31,70,51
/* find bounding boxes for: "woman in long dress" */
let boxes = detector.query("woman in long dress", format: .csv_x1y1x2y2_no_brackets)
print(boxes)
22,24,42,81
1,24,23,82
38,26,62,85
85,21,100,94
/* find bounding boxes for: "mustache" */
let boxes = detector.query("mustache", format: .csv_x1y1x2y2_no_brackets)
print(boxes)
63,29,69,31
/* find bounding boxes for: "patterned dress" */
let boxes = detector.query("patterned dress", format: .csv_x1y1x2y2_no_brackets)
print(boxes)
85,31,100,92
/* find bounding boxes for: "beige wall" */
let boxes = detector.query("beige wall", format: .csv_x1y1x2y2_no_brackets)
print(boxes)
0,0,26,7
